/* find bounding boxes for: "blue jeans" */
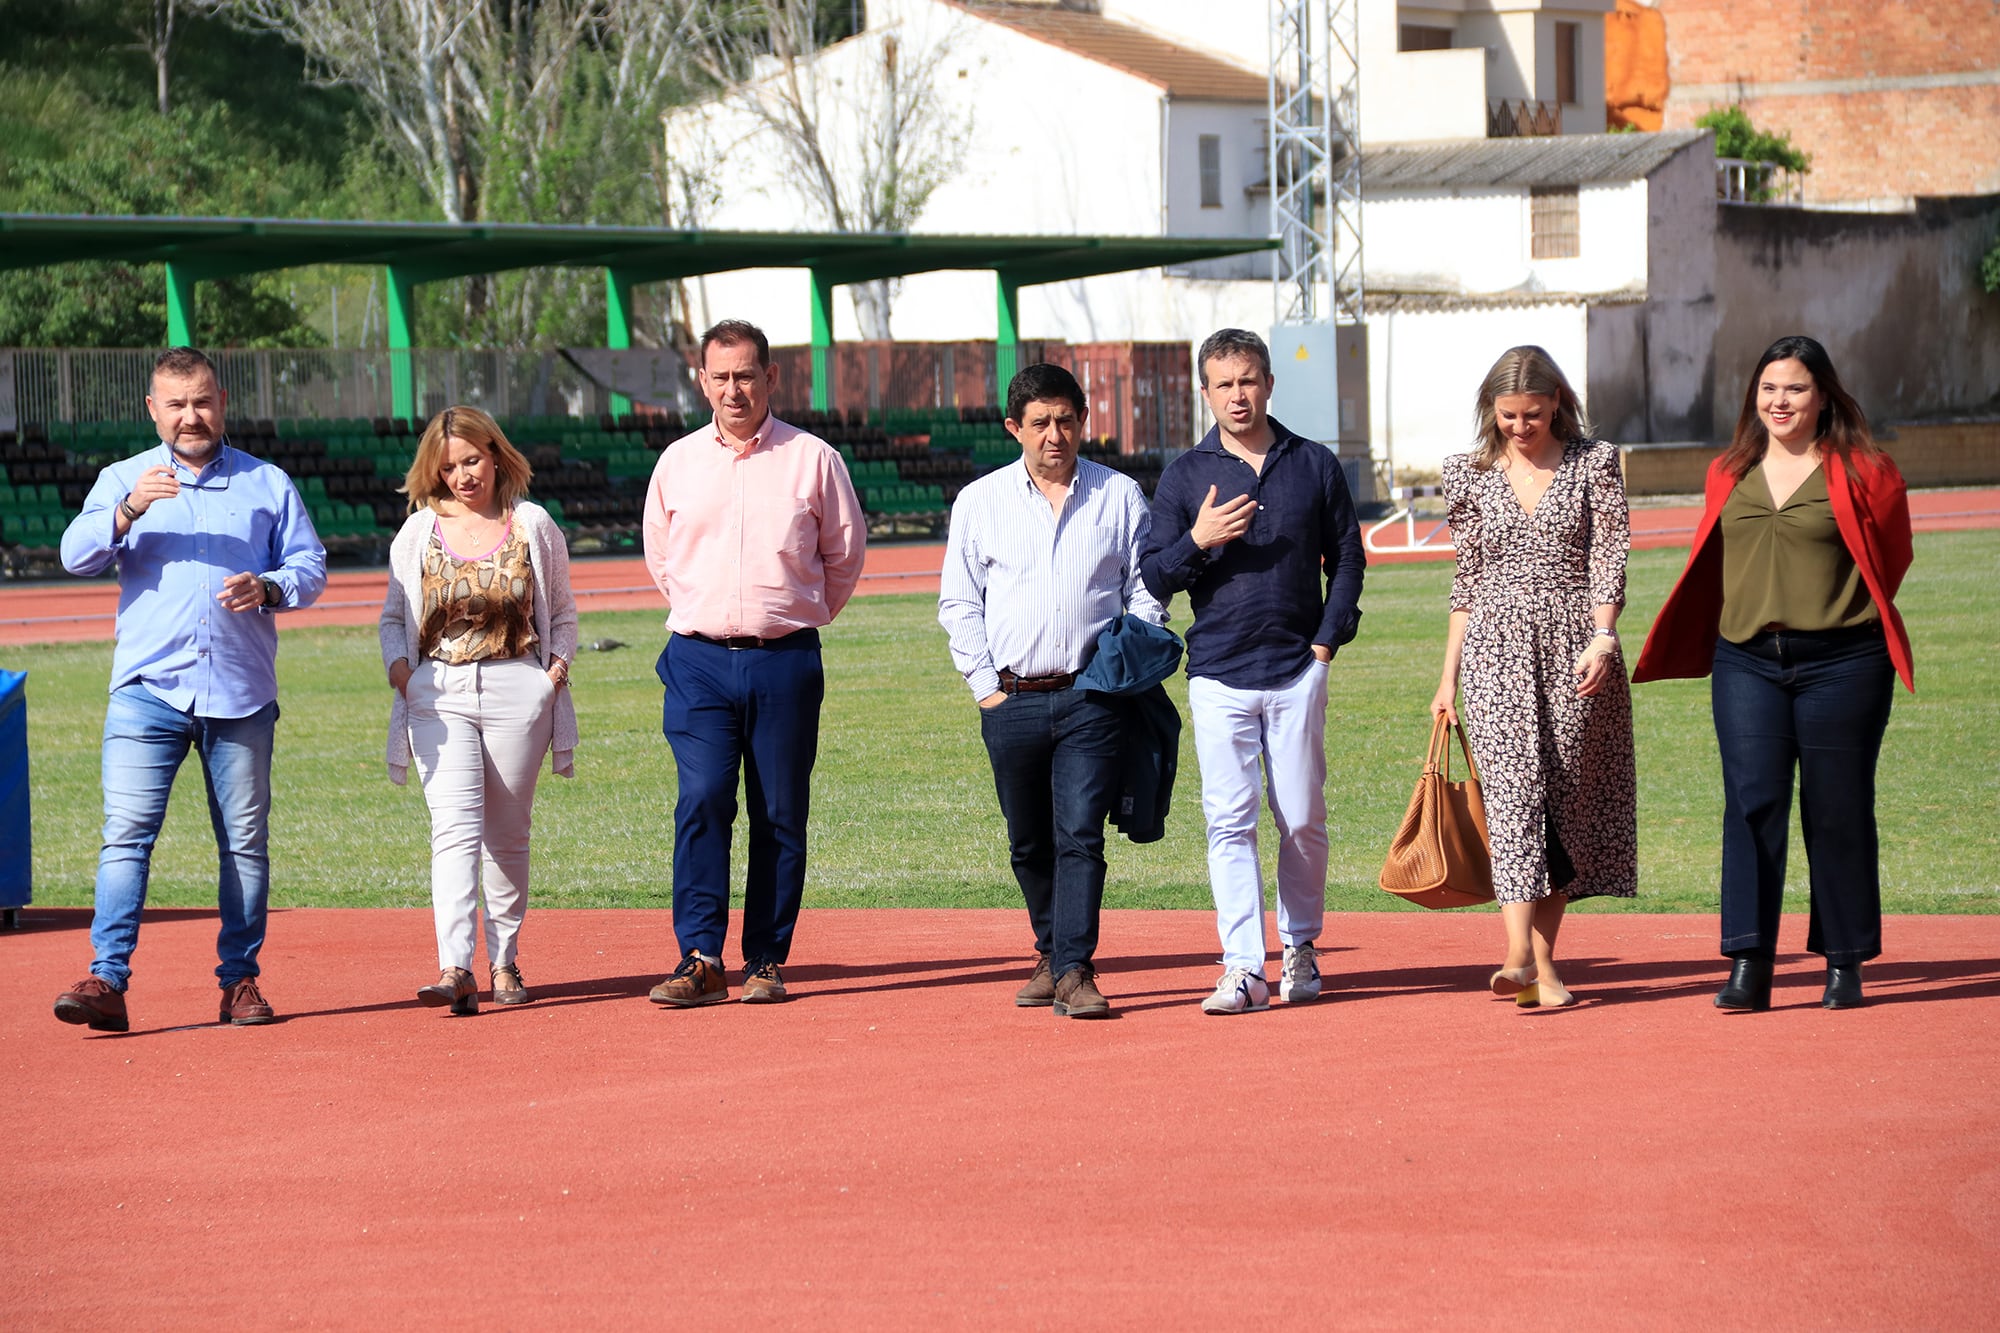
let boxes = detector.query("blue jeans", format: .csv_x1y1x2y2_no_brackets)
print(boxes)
978,688,1121,980
1712,627,1894,966
658,631,823,966
91,683,278,990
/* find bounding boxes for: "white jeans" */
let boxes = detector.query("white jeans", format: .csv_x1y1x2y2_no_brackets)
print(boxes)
406,656,556,972
1187,658,1330,972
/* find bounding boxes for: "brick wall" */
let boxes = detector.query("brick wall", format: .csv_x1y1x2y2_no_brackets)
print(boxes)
1646,0,2000,202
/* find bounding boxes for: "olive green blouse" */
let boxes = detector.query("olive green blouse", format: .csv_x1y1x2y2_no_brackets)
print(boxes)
1718,463,1877,643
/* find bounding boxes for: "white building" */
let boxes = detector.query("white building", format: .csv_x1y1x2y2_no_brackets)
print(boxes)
670,0,1707,471
1360,129,1715,472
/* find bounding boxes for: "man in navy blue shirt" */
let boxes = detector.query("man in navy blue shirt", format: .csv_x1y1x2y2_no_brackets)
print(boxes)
1141,329,1364,1014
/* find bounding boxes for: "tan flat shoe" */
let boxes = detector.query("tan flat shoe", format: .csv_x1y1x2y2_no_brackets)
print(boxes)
1489,966,1537,997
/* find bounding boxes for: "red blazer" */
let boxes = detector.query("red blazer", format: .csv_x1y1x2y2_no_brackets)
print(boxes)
1632,450,1914,692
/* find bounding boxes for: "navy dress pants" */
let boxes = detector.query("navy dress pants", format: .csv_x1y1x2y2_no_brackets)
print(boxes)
658,630,823,965
979,688,1122,980
1711,625,1894,966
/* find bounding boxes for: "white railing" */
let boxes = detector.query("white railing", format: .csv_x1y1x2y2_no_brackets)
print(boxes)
1716,158,1804,206
1364,484,1455,554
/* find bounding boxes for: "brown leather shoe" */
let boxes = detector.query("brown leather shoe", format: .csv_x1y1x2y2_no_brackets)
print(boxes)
54,976,129,1033
649,953,727,1007
1052,965,1110,1019
490,963,530,1006
1014,954,1055,1007
219,977,277,1025
416,967,478,1016
741,959,788,1004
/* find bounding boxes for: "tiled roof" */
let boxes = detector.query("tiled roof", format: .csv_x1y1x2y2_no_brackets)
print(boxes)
1362,130,1710,190
958,2,1268,103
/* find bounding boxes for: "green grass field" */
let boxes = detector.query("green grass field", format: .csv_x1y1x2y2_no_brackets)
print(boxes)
10,530,1997,916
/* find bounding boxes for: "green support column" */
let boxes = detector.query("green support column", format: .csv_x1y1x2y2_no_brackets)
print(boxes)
605,269,636,418
995,275,1022,397
386,265,418,422
164,262,199,347
808,269,835,413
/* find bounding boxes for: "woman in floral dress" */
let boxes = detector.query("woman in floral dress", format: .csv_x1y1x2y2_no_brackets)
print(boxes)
1430,347,1637,1007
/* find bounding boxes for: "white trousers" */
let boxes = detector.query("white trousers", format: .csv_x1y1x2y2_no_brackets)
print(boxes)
1187,658,1330,972
406,657,556,972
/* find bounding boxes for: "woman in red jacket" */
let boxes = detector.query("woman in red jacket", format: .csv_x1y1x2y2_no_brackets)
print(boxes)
1634,335,1913,1011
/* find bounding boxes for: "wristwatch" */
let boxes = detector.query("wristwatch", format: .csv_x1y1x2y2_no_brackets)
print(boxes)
259,577,281,608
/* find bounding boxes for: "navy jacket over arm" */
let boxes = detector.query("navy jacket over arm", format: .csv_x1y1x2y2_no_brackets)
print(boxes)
1139,416,1365,690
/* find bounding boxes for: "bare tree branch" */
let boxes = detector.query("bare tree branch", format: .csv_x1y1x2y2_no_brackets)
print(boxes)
673,1,973,338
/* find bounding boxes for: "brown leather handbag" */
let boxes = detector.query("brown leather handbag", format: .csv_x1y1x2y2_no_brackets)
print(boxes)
1379,714,1494,909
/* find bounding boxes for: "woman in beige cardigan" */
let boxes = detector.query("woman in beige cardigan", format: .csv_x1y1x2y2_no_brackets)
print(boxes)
378,407,578,1014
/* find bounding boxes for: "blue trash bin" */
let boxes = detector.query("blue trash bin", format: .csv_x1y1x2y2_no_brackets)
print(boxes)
0,668,30,917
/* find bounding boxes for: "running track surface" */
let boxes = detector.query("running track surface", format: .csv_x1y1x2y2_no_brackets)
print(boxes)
5,907,1997,1326
4,488,1995,646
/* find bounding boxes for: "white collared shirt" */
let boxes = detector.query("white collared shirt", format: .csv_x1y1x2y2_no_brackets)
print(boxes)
939,457,1166,700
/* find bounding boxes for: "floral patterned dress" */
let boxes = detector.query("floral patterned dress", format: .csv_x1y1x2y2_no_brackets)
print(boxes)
1443,440,1637,903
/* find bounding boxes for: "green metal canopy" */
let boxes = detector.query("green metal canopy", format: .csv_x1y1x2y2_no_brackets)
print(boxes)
0,213,1278,415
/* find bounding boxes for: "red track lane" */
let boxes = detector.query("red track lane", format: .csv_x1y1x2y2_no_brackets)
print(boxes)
4,489,1994,646
4,907,1996,1326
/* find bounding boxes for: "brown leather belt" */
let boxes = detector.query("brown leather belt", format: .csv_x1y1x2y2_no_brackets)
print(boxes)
686,631,784,650
998,668,1077,694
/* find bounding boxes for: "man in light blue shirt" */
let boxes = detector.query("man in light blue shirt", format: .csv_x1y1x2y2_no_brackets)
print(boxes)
939,364,1165,1019
53,347,325,1033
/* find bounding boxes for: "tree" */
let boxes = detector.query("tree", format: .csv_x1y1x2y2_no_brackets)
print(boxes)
0,99,327,346
1983,230,2000,296
129,0,179,114
204,1,715,344
1697,104,1810,171
672,0,971,339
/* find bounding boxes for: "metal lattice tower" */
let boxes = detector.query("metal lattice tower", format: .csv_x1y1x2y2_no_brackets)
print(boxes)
1269,0,1363,325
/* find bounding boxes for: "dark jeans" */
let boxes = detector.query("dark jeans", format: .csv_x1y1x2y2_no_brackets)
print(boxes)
1711,626,1894,966
658,630,823,965
979,688,1121,980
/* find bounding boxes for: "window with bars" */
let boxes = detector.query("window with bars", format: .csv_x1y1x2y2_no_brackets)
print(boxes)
1198,134,1222,208
1531,186,1580,259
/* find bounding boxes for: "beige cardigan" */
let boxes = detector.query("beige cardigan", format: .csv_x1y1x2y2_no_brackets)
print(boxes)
377,499,580,784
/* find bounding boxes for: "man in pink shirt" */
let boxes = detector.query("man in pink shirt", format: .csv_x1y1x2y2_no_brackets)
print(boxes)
641,319,867,1007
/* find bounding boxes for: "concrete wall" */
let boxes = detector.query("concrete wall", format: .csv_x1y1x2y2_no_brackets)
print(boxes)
1640,131,1718,441
1710,194,2000,439
1584,299,1648,443
1619,418,2000,495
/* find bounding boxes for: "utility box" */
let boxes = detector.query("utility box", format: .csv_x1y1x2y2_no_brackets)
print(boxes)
1270,323,1372,505
1269,322,1370,451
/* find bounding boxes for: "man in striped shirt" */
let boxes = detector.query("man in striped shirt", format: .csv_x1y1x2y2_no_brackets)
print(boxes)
939,364,1166,1019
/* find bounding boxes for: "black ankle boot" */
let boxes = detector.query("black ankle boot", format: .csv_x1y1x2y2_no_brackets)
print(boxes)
1715,956,1773,1011
1822,962,1864,1009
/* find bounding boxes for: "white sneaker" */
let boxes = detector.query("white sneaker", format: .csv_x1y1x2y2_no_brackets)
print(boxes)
1280,941,1323,1003
1201,967,1271,1015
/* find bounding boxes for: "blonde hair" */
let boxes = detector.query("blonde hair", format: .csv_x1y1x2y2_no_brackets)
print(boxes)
1469,346,1590,470
400,406,533,514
